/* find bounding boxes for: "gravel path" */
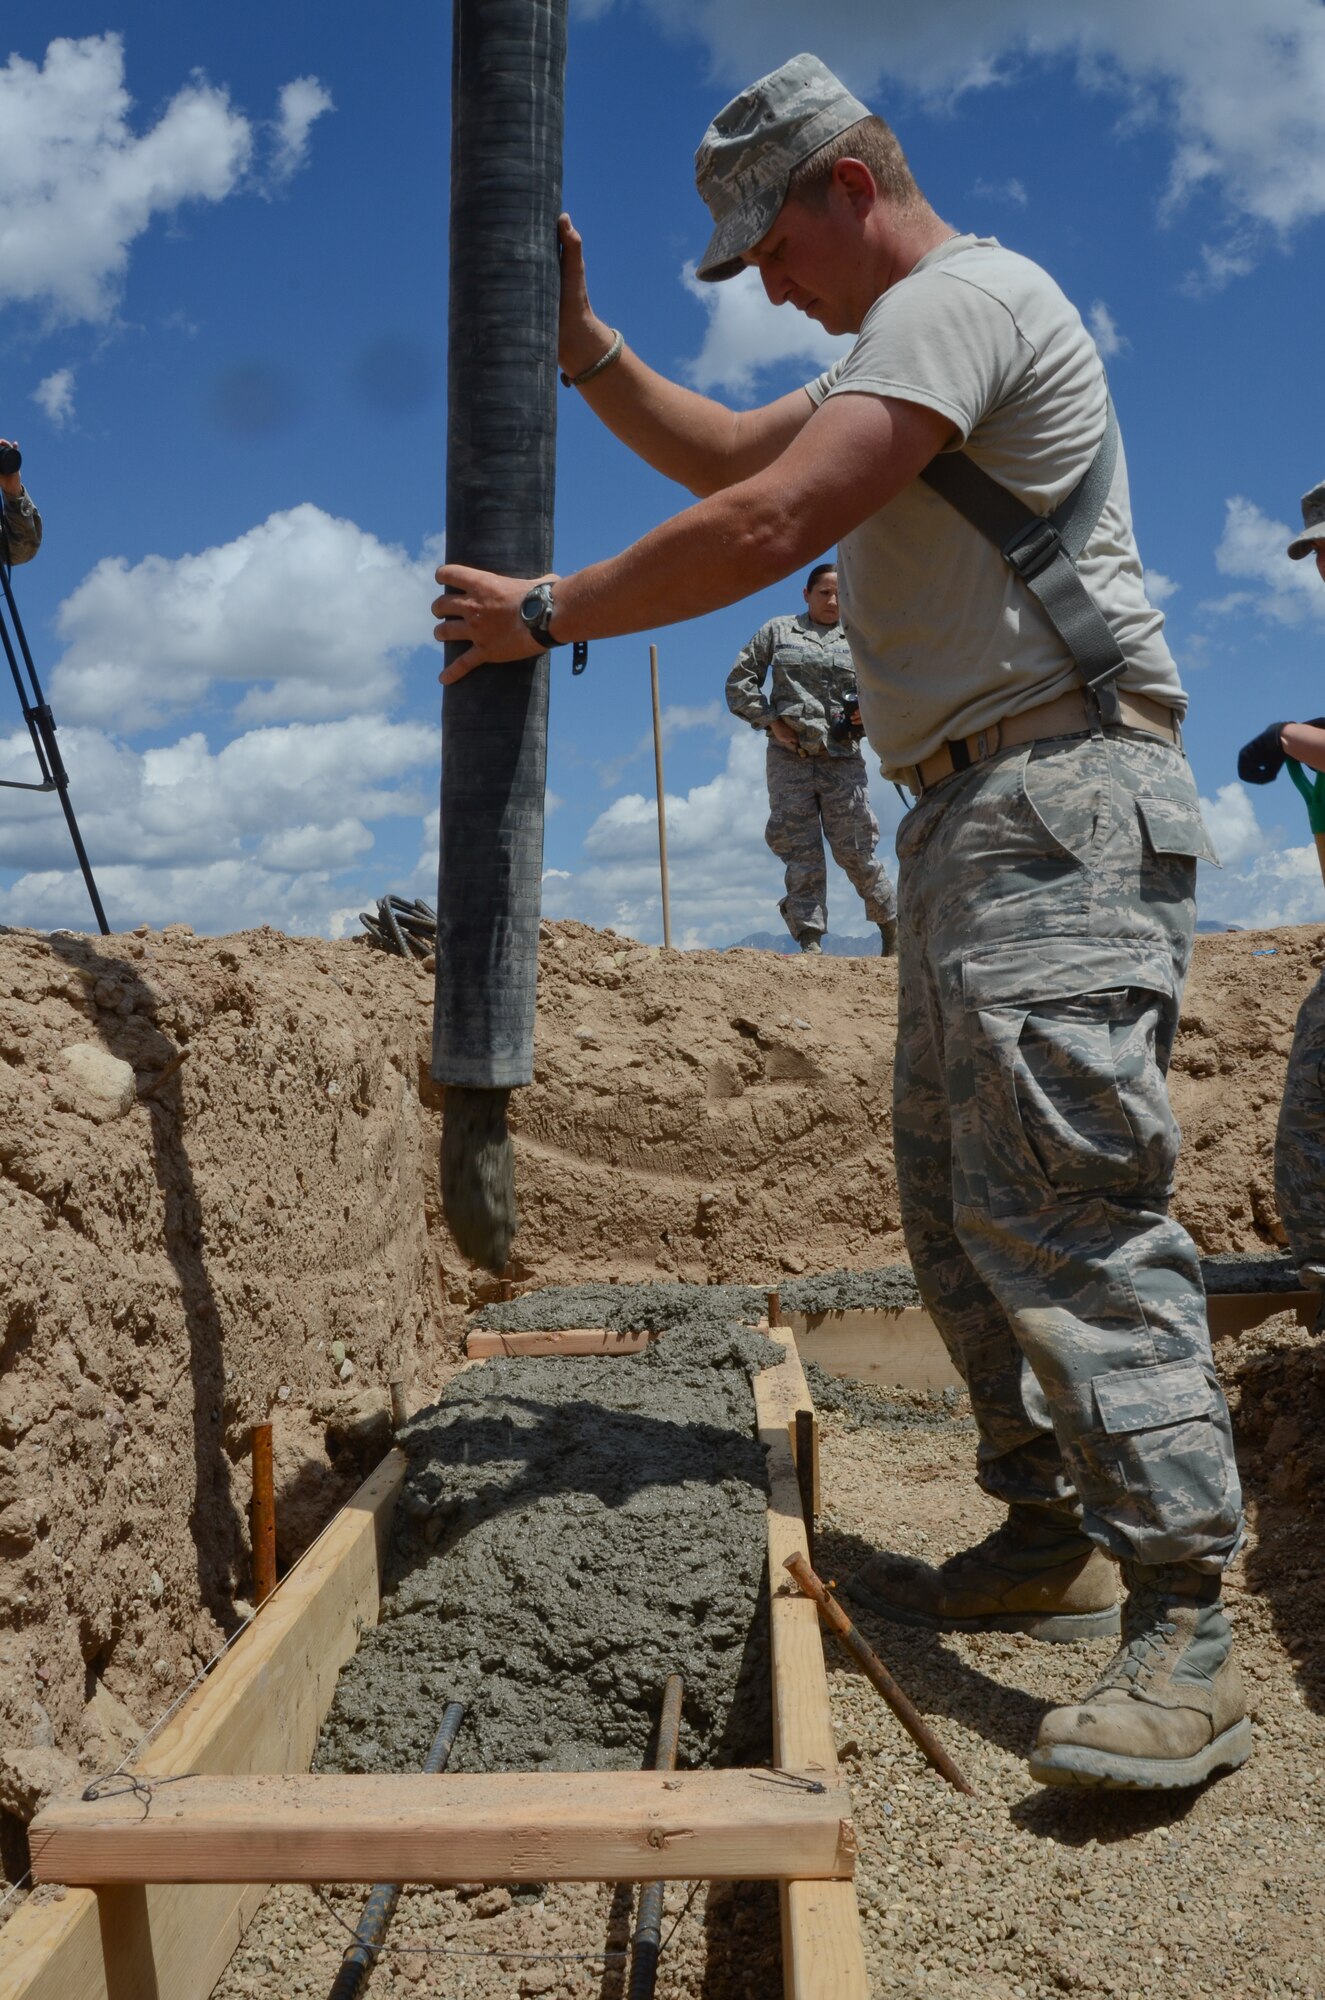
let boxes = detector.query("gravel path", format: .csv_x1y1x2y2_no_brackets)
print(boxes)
213,1311,1325,1999
819,1312,1325,2000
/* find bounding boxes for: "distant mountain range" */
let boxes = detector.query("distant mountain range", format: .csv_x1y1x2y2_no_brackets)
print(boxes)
728,919,1234,955
726,930,882,957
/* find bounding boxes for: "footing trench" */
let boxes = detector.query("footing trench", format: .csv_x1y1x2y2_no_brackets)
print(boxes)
9,1318,870,1999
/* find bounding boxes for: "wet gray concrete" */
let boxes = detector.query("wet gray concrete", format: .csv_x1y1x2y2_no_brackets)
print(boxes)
803,1362,974,1435
316,1321,781,1779
1200,1251,1301,1293
468,1266,922,1341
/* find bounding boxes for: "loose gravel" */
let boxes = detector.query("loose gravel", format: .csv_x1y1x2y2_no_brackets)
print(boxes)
820,1312,1325,2000
214,1310,1325,2000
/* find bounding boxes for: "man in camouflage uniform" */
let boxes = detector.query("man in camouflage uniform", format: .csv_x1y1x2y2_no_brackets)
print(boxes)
0,437,42,564
727,562,898,953
433,55,1248,1788
1238,480,1325,1284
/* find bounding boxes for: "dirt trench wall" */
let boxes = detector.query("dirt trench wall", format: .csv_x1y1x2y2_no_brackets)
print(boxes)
1,915,1318,1852
0,924,445,1838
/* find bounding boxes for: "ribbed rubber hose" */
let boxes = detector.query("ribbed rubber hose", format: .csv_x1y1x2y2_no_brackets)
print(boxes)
434,0,567,1272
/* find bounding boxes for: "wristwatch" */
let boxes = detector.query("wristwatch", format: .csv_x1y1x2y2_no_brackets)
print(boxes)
519,582,560,650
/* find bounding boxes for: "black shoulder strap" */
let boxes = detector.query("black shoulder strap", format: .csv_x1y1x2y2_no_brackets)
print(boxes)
920,399,1126,721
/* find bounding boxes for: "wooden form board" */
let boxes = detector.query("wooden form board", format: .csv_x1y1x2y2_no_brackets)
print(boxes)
789,1293,1315,1389
0,1449,406,2000
788,1305,961,1393
754,1333,869,2000
465,1326,659,1357
29,1769,854,1888
1206,1290,1316,1339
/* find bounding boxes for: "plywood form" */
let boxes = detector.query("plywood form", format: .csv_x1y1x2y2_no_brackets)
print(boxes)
754,1334,869,2000
465,1327,659,1357
0,1449,406,2000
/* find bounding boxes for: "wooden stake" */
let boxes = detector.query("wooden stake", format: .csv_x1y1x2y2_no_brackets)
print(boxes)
794,1409,816,1572
389,1380,408,1431
784,1553,975,1796
649,644,673,949
251,1423,276,1608
766,1289,782,1330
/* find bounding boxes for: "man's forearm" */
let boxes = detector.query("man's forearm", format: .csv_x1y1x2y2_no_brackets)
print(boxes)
1283,722,1325,776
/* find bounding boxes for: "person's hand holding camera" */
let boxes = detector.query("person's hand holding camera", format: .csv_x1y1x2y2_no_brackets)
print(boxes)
0,440,23,500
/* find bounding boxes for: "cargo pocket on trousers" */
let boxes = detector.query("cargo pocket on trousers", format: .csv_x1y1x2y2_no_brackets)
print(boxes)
1088,1360,1231,1553
955,940,1178,1217
1135,789,1221,867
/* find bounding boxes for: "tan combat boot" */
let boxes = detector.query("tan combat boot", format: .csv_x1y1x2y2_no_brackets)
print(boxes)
844,1504,1120,1643
1030,1563,1252,1789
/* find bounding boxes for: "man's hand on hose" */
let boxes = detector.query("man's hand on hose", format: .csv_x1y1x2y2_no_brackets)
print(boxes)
557,214,616,383
433,566,559,682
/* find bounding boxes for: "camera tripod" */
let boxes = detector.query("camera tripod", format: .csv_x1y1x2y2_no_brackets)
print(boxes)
0,551,109,934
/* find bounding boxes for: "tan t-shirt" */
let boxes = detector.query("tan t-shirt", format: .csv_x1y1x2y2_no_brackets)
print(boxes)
804,234,1184,779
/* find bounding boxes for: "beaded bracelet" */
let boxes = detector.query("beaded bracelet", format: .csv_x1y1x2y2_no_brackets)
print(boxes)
560,328,623,389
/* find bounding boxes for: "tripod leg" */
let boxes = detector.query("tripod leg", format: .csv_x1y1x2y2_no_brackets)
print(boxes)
0,573,110,935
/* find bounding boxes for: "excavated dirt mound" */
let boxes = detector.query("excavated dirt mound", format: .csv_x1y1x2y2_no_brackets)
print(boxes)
1,915,1320,1889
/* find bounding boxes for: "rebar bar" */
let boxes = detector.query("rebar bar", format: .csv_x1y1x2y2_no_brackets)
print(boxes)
327,1700,468,2000
785,1553,975,1795
251,1424,276,1607
627,1674,684,1999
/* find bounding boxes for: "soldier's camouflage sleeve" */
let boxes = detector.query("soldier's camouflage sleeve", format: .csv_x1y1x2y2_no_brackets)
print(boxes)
1,488,42,566
725,622,777,728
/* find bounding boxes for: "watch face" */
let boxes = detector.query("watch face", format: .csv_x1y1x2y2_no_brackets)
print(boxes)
521,587,550,625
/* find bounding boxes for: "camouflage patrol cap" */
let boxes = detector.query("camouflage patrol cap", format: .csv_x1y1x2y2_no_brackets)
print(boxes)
1287,480,1325,560
694,54,871,284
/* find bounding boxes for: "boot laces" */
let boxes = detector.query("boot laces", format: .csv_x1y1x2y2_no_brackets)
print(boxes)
1098,1583,1177,1690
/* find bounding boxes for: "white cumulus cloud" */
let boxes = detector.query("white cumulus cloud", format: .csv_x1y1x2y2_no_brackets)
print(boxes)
1087,301,1126,359
1214,497,1325,627
51,505,439,729
638,2,1325,287
0,35,330,325
270,77,335,188
541,723,906,945
972,176,1028,207
32,368,76,427
1144,569,1179,606
0,712,435,935
1194,779,1325,928
680,262,852,402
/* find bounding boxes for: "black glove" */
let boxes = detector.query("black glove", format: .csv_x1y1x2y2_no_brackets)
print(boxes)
1238,719,1325,784
1237,722,1288,784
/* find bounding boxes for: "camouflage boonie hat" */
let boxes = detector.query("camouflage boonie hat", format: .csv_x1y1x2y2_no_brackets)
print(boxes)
694,54,871,283
1287,480,1325,560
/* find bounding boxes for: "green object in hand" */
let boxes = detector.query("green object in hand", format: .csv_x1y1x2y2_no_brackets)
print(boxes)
1287,758,1325,835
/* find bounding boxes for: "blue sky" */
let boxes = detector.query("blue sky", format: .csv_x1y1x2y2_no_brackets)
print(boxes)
3,1,1325,944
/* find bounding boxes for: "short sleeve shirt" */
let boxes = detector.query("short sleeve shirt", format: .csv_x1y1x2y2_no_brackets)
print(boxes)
804,234,1184,778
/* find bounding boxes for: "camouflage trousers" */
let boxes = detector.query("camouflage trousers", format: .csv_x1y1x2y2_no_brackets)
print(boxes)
1275,967,1325,1268
893,729,1243,1571
765,742,897,939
